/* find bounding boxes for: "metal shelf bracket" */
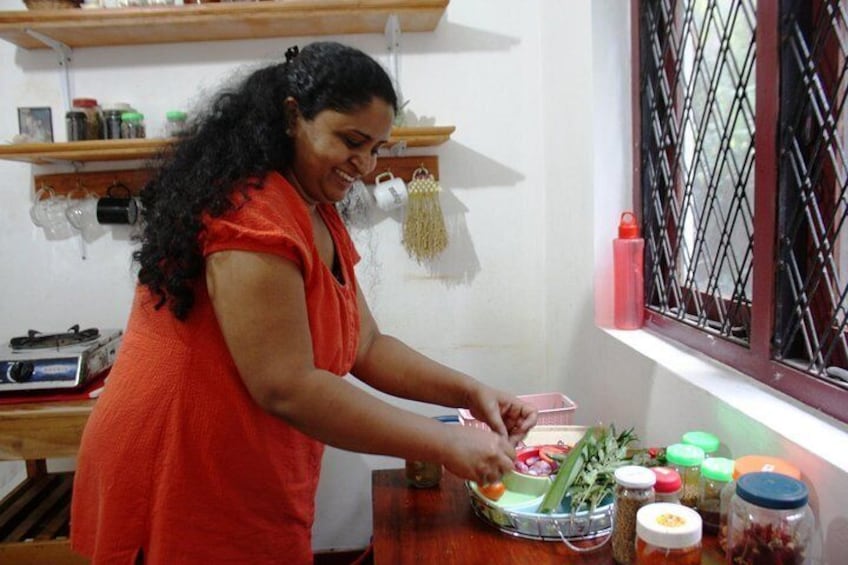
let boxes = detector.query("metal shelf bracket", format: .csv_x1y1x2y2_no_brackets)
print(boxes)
24,28,73,111
384,14,403,109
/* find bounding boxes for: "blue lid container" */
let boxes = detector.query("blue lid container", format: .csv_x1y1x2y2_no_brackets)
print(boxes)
736,471,808,510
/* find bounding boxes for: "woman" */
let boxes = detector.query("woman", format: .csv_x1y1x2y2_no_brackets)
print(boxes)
71,42,537,564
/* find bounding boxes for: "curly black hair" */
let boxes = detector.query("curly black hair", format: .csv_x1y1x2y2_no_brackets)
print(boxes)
133,42,398,320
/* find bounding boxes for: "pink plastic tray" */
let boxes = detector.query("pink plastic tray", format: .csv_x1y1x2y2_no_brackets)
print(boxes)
457,392,577,430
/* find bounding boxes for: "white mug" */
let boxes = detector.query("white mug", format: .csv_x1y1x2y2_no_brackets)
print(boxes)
30,188,74,239
372,172,408,211
66,194,106,242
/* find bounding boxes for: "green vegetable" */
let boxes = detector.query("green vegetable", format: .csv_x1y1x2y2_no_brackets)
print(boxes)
538,426,596,513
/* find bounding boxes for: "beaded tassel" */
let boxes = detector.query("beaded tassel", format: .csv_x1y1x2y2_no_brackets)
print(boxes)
402,166,448,262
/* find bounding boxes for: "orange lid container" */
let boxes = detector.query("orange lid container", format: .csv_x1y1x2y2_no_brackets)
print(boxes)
732,455,801,481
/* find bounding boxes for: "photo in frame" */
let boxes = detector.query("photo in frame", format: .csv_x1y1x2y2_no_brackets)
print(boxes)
17,107,54,142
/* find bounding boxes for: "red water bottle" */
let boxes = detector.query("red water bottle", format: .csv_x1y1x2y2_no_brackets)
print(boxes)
614,211,644,329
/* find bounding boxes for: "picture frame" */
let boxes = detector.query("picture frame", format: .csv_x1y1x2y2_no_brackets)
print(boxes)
17,107,54,143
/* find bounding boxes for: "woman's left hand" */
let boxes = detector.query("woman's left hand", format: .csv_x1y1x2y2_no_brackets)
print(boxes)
466,386,538,446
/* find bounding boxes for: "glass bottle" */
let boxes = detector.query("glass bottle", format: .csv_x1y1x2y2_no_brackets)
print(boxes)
613,211,645,329
651,466,682,504
681,430,720,458
72,97,103,140
696,456,733,534
664,443,704,508
718,455,801,553
612,465,656,564
635,502,702,565
726,472,813,565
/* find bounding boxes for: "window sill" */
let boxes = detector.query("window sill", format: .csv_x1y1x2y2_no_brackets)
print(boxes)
601,327,848,473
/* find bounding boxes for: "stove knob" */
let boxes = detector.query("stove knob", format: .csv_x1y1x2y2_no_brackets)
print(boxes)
8,361,34,382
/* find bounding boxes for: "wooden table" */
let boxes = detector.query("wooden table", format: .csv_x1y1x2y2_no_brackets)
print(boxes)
372,469,724,564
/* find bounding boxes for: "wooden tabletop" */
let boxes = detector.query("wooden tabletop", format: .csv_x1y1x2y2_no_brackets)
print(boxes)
0,399,94,461
371,469,724,565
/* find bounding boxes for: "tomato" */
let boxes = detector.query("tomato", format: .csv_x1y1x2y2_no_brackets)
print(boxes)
478,481,506,501
539,444,570,465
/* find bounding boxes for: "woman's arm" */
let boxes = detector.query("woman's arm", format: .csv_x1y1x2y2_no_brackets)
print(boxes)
206,249,517,484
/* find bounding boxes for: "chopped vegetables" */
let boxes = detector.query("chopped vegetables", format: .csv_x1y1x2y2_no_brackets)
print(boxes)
538,427,595,513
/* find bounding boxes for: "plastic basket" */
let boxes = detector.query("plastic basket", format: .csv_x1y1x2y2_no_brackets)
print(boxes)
457,392,577,429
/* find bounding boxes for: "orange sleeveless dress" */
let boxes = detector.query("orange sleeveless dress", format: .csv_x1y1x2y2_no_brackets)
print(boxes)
71,172,361,564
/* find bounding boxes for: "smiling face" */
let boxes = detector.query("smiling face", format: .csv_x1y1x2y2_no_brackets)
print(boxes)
286,96,394,205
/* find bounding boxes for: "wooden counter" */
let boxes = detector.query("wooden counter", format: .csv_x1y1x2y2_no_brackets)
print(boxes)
372,469,724,564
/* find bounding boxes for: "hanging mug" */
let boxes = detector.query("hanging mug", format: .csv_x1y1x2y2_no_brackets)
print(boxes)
97,182,139,225
372,171,408,211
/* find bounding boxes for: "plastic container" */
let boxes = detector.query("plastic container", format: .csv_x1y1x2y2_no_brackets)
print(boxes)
611,465,656,564
681,431,720,458
651,467,683,504
718,455,801,553
635,503,702,565
65,110,87,141
696,457,733,534
726,472,813,564
664,443,705,508
165,110,188,137
457,392,577,429
613,211,645,329
121,112,145,139
72,97,102,140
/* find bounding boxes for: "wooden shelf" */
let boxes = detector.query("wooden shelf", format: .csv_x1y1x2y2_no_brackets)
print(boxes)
0,0,449,49
0,126,454,164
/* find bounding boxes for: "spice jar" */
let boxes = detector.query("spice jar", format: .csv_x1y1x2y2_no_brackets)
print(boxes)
696,456,733,535
66,110,87,142
121,112,146,139
664,443,704,508
635,503,702,565
726,472,813,565
165,110,188,137
612,465,656,564
718,455,801,553
651,467,682,504
681,430,720,458
72,97,103,140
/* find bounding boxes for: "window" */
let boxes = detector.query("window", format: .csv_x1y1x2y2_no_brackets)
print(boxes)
635,0,848,423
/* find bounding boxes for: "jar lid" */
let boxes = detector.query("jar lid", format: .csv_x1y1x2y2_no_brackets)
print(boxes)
614,465,656,489
700,457,734,482
121,112,143,122
733,455,801,481
103,102,132,111
651,467,682,493
636,503,702,549
166,110,187,120
736,472,808,509
72,98,98,108
681,430,720,454
665,443,705,467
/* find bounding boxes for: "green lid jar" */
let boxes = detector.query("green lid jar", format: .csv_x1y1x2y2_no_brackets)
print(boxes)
121,112,145,139
698,457,734,534
665,443,705,508
165,110,188,137
682,431,720,457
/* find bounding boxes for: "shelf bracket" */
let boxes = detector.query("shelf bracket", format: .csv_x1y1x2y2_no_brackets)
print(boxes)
384,14,404,110
24,28,73,112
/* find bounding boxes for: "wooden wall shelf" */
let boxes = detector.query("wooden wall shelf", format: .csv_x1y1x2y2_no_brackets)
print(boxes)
0,126,454,165
0,0,449,49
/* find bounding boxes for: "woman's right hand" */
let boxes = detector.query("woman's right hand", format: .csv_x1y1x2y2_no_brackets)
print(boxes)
440,425,516,485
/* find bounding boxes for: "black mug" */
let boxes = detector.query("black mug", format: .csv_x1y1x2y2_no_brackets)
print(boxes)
97,183,138,225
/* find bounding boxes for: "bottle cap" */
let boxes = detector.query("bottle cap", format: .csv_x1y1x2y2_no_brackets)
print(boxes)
166,110,187,121
665,443,705,467
732,455,801,481
700,457,734,482
651,467,682,493
682,431,720,454
736,472,808,509
618,211,640,238
72,97,98,108
636,503,702,549
121,112,143,122
614,465,656,489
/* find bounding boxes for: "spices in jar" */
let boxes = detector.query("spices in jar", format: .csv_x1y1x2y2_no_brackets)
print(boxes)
121,112,146,139
697,456,733,535
404,459,442,488
72,97,103,140
635,502,702,565
66,110,87,141
612,465,656,564
102,109,123,139
681,430,720,458
651,467,682,504
726,472,813,565
664,443,704,508
718,455,801,554
165,110,188,137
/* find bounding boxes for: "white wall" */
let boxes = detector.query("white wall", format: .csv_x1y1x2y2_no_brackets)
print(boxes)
1,0,847,559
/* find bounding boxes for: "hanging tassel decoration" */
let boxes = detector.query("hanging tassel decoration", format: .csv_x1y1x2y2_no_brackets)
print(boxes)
402,166,448,262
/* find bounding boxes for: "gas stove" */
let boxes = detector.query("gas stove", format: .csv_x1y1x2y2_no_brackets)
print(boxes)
0,326,122,392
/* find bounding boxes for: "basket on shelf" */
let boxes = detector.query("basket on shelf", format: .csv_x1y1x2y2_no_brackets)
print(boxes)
24,0,81,9
458,392,578,429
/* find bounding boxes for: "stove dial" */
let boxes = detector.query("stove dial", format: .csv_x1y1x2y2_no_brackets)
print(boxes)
8,361,35,382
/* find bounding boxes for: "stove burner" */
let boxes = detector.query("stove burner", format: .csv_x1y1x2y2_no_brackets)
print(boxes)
10,325,100,350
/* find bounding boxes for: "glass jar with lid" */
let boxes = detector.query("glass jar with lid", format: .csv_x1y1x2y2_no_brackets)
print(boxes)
635,502,702,565
718,455,801,553
664,443,704,508
72,97,103,140
726,472,813,565
165,110,188,137
697,456,733,534
681,430,720,458
612,465,656,564
651,466,682,504
121,112,146,139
